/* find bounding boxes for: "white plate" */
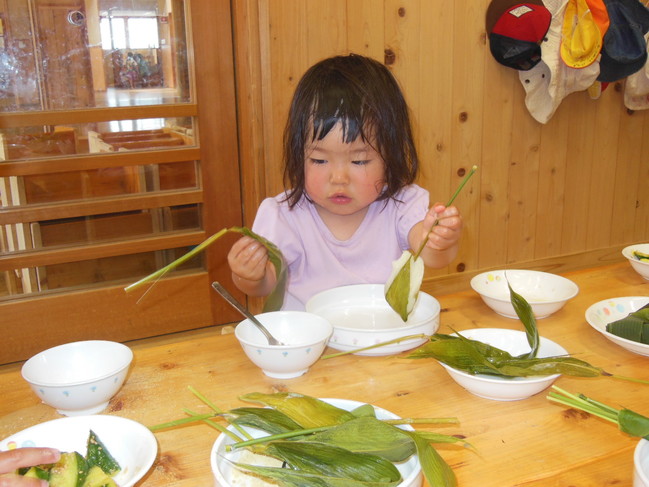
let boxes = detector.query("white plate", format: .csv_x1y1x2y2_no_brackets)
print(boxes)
211,398,423,487
0,415,157,487
585,296,649,356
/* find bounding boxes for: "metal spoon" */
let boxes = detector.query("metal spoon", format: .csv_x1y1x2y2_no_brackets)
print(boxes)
211,282,284,346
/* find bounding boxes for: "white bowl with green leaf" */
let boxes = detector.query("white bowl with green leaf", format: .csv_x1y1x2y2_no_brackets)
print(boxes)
470,270,579,319
623,244,649,281
430,328,568,401
306,284,440,356
585,296,649,356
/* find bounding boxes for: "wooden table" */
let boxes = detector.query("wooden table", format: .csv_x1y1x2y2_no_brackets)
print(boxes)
1,262,648,486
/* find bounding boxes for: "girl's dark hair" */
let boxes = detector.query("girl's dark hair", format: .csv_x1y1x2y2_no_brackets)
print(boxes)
282,54,419,207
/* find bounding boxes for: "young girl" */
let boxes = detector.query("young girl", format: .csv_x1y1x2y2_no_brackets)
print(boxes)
228,54,463,311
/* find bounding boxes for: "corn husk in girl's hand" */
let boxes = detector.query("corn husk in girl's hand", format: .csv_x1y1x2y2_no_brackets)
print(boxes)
385,166,477,322
605,303,649,344
385,251,425,321
548,386,649,438
124,226,287,312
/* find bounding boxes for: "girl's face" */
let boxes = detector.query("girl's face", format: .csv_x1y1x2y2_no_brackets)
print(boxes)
304,122,386,222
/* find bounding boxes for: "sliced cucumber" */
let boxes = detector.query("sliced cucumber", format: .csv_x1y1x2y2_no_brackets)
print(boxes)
22,465,51,480
86,430,121,476
49,451,88,487
81,465,118,487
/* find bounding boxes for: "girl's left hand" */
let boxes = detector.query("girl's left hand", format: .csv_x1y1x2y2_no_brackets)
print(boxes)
422,203,463,251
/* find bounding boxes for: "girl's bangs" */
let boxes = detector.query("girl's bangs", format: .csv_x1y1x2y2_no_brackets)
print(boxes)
309,90,367,143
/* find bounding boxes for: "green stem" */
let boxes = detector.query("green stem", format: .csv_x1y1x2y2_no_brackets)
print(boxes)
414,165,477,259
124,227,232,293
227,425,332,451
320,334,430,360
183,408,244,443
609,373,649,386
148,413,216,431
189,386,253,440
547,386,619,424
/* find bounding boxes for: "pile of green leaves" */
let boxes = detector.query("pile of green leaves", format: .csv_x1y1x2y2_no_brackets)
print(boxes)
406,283,606,379
150,389,467,487
124,226,287,312
548,386,649,439
606,302,649,345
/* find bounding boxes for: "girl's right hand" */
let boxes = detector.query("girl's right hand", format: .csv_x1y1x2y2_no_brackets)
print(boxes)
227,236,269,282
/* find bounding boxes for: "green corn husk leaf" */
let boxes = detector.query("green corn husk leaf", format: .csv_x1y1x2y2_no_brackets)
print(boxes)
239,392,357,428
230,462,401,487
350,403,377,418
307,417,416,462
385,251,424,322
490,356,603,378
235,227,287,312
124,226,287,311
407,333,603,378
228,407,304,435
507,282,539,358
407,333,508,375
414,431,472,448
618,408,649,438
261,441,401,483
606,303,649,344
385,165,477,322
406,431,456,487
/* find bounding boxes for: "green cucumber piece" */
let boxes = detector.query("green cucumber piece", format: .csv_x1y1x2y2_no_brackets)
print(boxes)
22,465,51,479
86,430,121,476
80,465,118,487
49,451,88,487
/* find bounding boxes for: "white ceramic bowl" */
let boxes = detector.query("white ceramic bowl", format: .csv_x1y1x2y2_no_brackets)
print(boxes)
585,296,649,357
470,270,579,319
210,398,422,487
0,415,157,487
305,284,440,356
438,328,568,401
623,244,649,280
635,439,649,487
21,340,133,416
235,311,333,379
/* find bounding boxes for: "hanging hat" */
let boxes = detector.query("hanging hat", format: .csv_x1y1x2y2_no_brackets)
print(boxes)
624,32,649,110
597,0,649,82
585,0,610,38
486,0,552,70
518,0,600,123
560,0,603,68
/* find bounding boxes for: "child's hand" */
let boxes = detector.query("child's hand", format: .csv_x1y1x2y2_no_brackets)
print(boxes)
228,236,269,282
422,203,463,251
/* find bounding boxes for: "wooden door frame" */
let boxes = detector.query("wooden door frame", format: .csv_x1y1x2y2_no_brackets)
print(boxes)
0,0,243,364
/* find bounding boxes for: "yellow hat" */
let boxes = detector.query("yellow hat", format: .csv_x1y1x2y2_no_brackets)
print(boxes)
560,0,603,68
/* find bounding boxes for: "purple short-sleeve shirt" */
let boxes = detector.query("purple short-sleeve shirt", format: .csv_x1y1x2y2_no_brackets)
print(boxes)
252,184,430,310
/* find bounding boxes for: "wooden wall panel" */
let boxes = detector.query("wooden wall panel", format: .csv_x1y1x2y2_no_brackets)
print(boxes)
232,0,649,293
